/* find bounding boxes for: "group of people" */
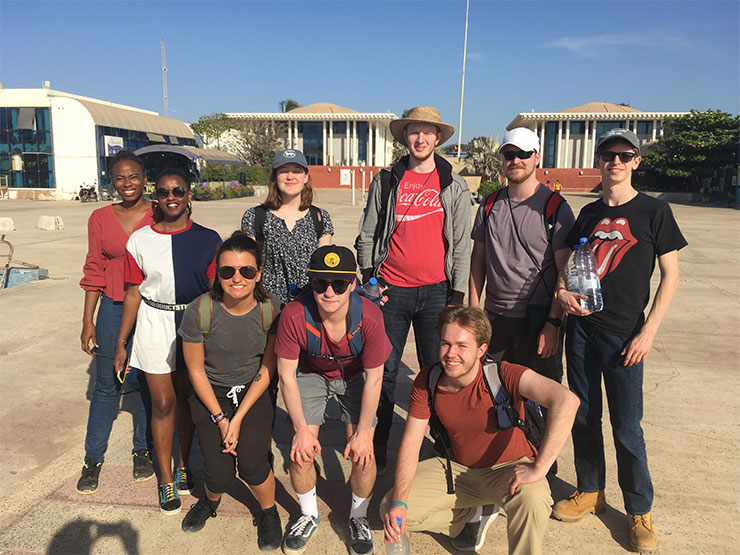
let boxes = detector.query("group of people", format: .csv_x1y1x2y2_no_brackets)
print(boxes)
77,105,685,555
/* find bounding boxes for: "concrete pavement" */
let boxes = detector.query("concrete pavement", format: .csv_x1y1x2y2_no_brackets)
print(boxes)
0,189,738,554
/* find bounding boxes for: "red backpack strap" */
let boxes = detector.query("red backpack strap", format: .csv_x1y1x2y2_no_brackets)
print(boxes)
484,189,503,219
543,192,565,242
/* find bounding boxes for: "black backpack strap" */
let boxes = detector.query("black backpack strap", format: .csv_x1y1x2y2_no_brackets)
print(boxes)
253,204,267,245
426,363,455,494
373,169,393,245
308,205,324,240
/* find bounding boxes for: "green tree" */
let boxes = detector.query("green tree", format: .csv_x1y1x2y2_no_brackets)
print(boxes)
641,109,739,190
465,136,502,182
231,119,283,169
279,99,302,113
190,113,234,148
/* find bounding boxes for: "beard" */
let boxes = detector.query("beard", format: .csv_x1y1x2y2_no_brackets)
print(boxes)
505,163,536,184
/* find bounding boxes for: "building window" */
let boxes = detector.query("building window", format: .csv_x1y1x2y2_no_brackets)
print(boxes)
357,121,368,164
544,121,558,168
569,121,585,134
595,121,626,137
636,121,653,135
333,122,347,134
0,106,55,188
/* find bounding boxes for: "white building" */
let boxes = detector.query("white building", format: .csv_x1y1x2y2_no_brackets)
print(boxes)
507,102,689,169
224,102,397,167
0,85,197,198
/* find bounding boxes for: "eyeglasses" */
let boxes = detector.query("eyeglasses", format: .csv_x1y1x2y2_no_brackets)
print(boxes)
218,265,258,280
155,186,188,199
598,151,638,163
310,279,352,294
502,150,535,161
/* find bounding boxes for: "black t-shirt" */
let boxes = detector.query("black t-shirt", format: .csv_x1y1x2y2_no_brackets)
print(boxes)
567,193,687,337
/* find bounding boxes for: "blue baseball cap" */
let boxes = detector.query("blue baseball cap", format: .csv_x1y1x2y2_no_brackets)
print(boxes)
273,149,308,170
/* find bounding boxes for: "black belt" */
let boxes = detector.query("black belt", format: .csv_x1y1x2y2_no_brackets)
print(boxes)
143,297,188,311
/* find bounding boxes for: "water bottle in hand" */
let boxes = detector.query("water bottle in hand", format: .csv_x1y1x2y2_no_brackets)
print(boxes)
565,243,580,293
574,237,603,313
361,277,383,306
386,517,409,554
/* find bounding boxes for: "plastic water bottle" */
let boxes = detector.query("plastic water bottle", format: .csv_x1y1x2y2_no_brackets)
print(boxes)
361,277,382,305
573,237,603,313
288,283,300,299
385,517,409,554
565,243,580,293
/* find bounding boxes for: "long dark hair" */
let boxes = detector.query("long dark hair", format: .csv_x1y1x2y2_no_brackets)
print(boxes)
212,231,270,303
265,168,314,210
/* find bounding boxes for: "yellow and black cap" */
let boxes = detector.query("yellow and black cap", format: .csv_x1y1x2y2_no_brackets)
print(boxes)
307,245,357,281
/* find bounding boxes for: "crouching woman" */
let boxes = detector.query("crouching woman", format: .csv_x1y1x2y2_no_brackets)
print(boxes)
178,232,282,551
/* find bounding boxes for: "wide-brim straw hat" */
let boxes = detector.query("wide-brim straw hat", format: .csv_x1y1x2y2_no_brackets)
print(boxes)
389,106,456,146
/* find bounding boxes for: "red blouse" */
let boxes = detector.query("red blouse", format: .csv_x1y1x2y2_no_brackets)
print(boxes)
80,204,155,302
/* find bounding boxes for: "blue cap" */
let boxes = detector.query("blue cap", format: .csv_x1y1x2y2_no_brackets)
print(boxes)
273,149,308,170
579,237,588,244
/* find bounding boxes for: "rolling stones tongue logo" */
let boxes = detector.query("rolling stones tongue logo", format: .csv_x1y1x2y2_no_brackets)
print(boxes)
589,217,637,278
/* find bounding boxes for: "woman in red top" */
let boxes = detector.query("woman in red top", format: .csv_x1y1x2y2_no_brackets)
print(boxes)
77,150,156,495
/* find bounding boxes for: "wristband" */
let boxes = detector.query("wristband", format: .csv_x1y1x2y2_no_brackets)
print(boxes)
115,338,127,344
210,412,226,424
391,500,408,510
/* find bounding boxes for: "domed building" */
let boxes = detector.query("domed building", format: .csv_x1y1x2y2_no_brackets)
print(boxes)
507,102,688,169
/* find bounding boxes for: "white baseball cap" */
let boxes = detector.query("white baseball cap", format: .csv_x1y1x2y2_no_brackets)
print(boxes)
500,127,540,153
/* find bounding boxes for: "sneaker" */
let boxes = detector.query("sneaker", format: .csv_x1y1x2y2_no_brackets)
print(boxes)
552,490,606,522
76,460,103,494
348,516,373,555
182,498,217,532
628,512,658,553
450,504,499,551
159,482,182,515
132,449,155,482
174,466,194,495
282,514,319,554
254,505,282,551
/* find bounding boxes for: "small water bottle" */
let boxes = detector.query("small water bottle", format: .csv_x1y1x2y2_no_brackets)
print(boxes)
385,517,409,554
288,283,300,300
574,237,603,313
361,277,383,306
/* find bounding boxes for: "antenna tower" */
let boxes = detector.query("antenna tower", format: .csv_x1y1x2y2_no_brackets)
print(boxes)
161,38,168,117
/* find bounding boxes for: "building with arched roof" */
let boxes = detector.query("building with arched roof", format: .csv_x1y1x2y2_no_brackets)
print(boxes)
507,102,689,169
225,102,397,167
0,84,201,198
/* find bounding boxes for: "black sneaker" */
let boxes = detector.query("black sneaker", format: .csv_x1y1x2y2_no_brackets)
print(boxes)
132,449,155,482
159,482,182,515
174,466,194,495
450,504,499,551
348,516,373,555
182,498,217,532
76,460,102,494
253,505,282,551
282,514,319,554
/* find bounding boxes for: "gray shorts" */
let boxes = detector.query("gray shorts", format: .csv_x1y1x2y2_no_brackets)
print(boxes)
296,371,376,427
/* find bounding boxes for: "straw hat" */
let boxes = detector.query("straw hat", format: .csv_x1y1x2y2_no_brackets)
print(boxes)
389,106,456,145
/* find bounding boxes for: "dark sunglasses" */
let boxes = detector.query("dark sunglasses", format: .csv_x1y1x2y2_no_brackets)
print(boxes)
599,151,638,163
502,150,535,161
310,279,352,294
218,265,258,280
155,186,188,199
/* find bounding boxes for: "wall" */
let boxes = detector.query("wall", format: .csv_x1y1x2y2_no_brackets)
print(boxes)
308,165,388,189
50,97,98,198
536,168,601,192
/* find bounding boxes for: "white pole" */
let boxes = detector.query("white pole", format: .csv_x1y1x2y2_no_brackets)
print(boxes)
161,38,168,117
351,169,356,206
456,0,469,159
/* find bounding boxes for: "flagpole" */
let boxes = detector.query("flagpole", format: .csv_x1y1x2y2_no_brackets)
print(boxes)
456,0,469,160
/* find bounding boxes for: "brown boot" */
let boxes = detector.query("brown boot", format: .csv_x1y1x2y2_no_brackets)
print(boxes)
628,512,658,553
552,490,606,522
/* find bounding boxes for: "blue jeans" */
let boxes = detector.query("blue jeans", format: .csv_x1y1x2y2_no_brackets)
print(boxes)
565,316,653,515
84,295,152,462
374,281,447,451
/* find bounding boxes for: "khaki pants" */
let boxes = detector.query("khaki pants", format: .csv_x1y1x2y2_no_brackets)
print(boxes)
380,457,552,555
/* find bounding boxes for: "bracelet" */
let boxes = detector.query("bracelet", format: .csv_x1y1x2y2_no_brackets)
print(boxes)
210,412,227,424
391,500,408,510
115,338,127,344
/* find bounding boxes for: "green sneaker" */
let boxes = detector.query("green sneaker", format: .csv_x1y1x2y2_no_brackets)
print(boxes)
76,460,102,494
159,482,181,515
174,466,194,495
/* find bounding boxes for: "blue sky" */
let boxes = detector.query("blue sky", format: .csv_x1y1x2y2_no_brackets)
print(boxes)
1,0,738,143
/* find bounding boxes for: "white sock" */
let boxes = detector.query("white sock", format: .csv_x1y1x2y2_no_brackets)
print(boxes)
468,506,483,523
296,487,319,519
349,493,372,520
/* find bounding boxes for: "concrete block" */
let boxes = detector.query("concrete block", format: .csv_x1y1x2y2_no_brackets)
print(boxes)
3,267,49,288
0,217,14,231
37,215,64,231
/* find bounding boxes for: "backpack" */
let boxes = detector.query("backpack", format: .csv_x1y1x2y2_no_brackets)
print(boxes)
197,292,276,336
483,187,565,244
426,356,546,494
300,288,364,379
253,204,323,245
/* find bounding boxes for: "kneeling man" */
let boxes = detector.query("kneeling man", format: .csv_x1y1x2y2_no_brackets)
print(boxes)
381,306,579,555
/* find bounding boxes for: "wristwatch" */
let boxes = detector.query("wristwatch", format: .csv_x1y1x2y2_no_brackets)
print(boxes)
545,317,562,327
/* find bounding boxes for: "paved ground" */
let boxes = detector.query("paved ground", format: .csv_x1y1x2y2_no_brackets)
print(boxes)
0,189,738,554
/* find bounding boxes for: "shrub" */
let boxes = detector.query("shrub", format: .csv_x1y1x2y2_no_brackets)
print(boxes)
477,180,505,198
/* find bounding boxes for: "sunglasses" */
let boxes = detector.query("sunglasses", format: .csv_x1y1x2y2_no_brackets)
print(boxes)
310,279,352,294
155,186,188,199
599,151,638,163
218,265,258,280
502,150,535,161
